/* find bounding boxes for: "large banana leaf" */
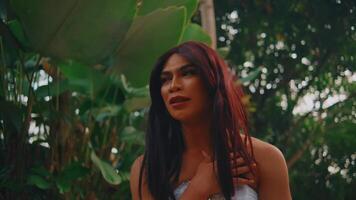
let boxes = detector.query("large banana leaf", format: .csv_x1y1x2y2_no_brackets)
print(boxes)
57,60,108,97
138,0,198,24
180,23,212,45
10,0,136,64
10,0,208,87
115,6,186,87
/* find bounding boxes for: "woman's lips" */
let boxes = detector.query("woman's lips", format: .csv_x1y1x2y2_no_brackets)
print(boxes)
170,99,190,108
169,96,190,103
169,96,191,108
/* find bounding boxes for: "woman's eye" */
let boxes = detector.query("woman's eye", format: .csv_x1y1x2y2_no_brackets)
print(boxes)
182,69,196,76
160,77,170,84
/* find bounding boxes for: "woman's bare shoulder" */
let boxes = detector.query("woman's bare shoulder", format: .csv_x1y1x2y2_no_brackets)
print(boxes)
130,155,147,200
249,137,285,164
131,155,144,173
248,136,292,200
240,134,285,163
130,155,144,185
130,155,155,200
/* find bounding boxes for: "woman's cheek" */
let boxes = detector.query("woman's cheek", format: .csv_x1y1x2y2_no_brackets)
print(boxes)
160,87,168,104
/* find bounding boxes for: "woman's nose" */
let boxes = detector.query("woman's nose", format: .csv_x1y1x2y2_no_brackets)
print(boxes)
168,77,182,93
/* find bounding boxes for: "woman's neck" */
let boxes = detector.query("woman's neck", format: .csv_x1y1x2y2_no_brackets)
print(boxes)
181,119,212,154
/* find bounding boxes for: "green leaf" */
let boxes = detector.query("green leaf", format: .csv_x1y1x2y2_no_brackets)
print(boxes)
10,0,136,64
35,80,70,99
138,0,198,24
92,105,122,122
325,121,356,157
180,23,212,45
55,177,71,194
123,97,150,113
119,75,149,97
54,162,89,193
58,60,104,81
120,75,150,112
60,162,90,181
30,166,51,178
115,6,186,87
7,19,30,48
121,126,145,145
57,60,108,96
90,151,121,185
118,172,130,182
239,67,261,83
217,46,230,59
27,174,51,190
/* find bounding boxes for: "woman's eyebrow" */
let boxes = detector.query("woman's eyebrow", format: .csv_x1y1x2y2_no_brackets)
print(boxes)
179,64,196,71
161,64,195,75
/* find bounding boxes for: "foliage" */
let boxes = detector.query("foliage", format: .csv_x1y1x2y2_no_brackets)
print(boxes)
0,0,210,199
2,0,354,199
215,0,355,199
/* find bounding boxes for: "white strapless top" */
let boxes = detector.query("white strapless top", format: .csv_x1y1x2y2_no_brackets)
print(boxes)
173,180,257,200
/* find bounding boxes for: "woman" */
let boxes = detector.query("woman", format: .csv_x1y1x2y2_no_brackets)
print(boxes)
130,41,292,200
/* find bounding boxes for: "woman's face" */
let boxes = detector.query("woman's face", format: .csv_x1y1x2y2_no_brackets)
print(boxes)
160,54,211,123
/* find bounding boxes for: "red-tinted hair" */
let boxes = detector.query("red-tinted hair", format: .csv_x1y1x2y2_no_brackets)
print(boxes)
139,41,256,200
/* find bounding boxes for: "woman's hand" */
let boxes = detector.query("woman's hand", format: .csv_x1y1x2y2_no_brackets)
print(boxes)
188,151,257,198
230,152,258,190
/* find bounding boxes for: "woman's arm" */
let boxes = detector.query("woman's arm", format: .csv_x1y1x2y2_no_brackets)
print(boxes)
255,142,292,200
130,155,154,200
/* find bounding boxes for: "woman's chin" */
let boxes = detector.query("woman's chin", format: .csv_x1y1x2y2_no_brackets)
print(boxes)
170,115,189,122
170,112,193,122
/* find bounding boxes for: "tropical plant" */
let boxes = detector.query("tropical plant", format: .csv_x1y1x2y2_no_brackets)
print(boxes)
0,0,210,199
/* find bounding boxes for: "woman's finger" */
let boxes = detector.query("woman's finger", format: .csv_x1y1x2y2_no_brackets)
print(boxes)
233,177,255,187
229,152,244,168
232,166,250,176
233,177,257,190
229,152,241,159
230,157,244,167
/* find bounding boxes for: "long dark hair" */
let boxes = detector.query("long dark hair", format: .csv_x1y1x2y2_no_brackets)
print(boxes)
139,41,255,200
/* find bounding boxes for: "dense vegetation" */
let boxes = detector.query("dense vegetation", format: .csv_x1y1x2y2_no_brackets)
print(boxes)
0,0,355,199
0,0,209,199
215,0,356,199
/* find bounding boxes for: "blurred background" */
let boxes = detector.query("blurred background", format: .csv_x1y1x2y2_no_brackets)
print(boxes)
0,0,355,199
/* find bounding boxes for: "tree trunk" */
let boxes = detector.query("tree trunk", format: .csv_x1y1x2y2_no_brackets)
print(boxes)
199,0,217,49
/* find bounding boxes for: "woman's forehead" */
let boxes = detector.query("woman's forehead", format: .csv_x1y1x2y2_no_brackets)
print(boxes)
163,54,189,68
161,54,193,73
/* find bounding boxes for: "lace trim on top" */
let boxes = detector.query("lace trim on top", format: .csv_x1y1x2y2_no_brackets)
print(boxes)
173,180,257,200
